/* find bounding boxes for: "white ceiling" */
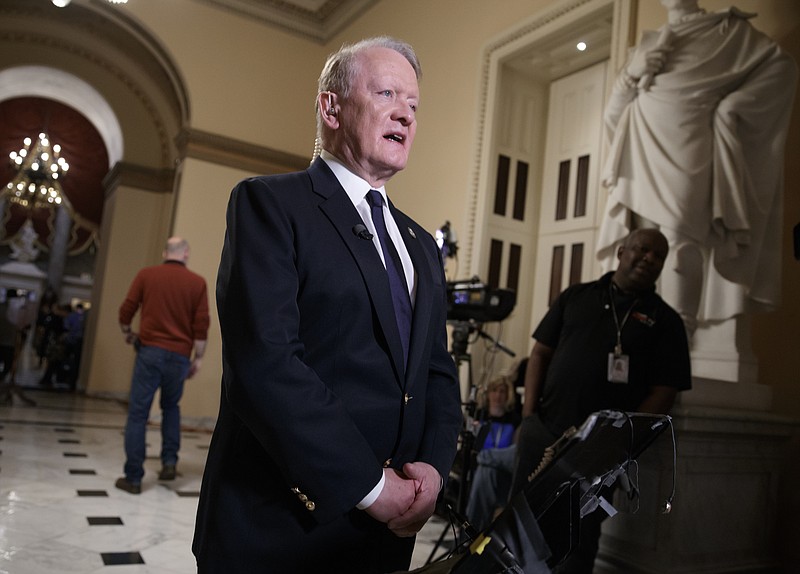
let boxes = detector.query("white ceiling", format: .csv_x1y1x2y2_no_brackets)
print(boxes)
194,0,380,43
505,12,614,82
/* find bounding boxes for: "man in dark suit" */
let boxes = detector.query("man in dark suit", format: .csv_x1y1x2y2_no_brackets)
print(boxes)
193,36,463,573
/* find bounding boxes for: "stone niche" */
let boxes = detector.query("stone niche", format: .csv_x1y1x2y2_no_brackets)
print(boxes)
596,407,799,573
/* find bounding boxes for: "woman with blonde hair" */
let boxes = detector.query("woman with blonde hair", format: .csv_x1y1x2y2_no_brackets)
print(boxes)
464,360,525,531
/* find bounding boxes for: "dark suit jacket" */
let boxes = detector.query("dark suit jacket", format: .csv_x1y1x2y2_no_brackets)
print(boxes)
193,158,462,572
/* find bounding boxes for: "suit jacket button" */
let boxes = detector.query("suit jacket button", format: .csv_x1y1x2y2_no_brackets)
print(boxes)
305,501,316,511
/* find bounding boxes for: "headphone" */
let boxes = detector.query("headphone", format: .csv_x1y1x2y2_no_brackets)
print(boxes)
621,412,676,515
326,93,335,116
662,417,677,514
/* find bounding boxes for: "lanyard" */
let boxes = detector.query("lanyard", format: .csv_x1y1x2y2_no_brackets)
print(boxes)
609,282,638,357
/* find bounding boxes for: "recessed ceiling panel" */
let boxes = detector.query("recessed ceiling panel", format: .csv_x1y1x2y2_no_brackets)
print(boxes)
195,0,379,42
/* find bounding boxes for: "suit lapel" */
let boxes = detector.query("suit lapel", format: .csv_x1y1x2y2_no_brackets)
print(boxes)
309,160,408,381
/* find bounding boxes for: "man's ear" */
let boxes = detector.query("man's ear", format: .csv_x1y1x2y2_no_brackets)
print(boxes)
616,244,625,260
318,92,339,129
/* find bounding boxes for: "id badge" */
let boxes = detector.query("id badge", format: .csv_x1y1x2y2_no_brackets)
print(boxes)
608,353,629,383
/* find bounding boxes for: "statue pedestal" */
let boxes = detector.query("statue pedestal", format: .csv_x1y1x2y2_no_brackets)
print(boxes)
690,315,757,383
591,314,798,572
677,377,772,412
596,407,799,573
684,314,772,411
0,261,46,295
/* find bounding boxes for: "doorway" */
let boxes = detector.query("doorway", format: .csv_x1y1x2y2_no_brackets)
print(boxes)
463,0,632,382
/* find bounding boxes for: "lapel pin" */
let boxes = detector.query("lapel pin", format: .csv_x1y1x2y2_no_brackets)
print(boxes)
408,227,416,238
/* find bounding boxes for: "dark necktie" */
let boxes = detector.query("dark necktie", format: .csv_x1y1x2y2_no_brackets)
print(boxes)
367,189,412,365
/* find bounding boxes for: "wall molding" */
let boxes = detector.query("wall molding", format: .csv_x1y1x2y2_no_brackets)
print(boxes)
176,128,309,175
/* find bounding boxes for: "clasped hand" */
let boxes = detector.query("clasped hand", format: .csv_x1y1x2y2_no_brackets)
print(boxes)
365,462,441,538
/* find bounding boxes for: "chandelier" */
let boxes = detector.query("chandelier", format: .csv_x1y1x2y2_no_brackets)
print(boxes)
4,132,70,211
52,0,128,6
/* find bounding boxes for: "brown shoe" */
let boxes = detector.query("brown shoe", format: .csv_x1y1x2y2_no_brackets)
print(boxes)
115,477,141,494
158,465,176,480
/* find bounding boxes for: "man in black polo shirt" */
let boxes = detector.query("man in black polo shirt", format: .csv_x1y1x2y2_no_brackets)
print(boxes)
510,228,691,573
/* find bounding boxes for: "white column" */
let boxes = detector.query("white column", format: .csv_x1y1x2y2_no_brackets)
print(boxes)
46,205,72,293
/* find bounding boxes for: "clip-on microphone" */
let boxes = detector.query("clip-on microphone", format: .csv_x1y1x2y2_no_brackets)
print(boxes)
352,224,373,241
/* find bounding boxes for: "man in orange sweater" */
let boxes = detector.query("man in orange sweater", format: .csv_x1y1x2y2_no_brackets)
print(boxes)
116,236,209,494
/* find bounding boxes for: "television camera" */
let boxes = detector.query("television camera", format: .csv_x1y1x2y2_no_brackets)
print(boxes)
436,223,516,325
446,278,516,360
446,277,515,324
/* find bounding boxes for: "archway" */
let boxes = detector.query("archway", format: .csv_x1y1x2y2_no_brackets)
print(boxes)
0,0,190,394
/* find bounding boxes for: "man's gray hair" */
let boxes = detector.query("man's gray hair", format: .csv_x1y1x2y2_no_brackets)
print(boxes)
165,237,189,255
314,36,421,143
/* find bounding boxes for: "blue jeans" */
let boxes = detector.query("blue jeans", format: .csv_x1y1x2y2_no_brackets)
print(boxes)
123,345,190,483
466,445,517,532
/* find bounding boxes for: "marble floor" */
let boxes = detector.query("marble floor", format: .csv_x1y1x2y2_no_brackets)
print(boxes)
0,382,459,573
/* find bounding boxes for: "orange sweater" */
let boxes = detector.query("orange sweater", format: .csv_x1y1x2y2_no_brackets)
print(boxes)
119,261,209,358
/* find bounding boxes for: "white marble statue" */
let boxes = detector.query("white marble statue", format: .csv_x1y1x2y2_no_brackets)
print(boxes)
598,0,797,335
9,219,40,263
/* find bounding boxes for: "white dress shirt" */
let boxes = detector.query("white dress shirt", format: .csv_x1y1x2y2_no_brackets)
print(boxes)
320,150,417,305
319,150,419,509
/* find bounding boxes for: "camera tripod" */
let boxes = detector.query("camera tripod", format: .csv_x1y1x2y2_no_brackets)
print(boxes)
424,321,478,565
424,321,515,565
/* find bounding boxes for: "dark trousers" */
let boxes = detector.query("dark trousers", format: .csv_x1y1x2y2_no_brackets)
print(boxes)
123,345,189,482
195,503,415,574
510,413,560,498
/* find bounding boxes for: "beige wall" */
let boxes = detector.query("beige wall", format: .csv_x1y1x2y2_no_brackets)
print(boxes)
169,158,253,419
100,0,799,421
123,0,557,231
84,183,173,397
124,0,324,159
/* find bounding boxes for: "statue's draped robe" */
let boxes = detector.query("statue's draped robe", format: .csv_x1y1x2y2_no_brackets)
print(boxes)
599,8,797,321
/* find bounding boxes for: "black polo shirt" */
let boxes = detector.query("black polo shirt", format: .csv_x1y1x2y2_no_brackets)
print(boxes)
533,272,691,435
